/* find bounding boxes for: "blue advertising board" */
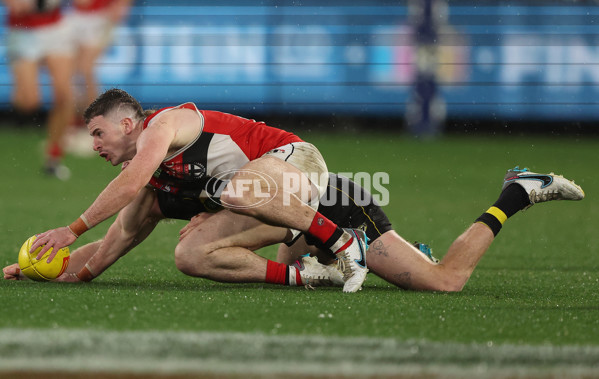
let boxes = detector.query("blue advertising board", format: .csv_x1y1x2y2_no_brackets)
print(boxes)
1,1,598,121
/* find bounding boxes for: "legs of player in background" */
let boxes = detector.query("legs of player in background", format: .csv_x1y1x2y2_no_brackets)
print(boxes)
76,44,104,109
65,44,104,157
44,53,75,179
10,59,41,115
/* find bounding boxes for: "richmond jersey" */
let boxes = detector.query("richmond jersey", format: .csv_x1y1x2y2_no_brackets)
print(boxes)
145,103,303,211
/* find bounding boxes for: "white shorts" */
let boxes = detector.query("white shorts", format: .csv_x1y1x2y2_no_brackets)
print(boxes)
264,141,329,216
65,10,115,49
6,19,73,62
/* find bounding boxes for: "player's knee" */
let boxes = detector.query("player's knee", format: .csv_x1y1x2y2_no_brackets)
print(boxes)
174,240,209,277
433,273,467,292
174,244,195,275
220,187,269,216
438,282,465,292
218,190,243,210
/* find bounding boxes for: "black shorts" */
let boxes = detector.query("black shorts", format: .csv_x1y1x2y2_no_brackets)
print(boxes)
156,190,208,221
296,173,393,247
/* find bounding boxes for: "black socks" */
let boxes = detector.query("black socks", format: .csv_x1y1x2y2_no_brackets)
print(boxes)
475,184,530,236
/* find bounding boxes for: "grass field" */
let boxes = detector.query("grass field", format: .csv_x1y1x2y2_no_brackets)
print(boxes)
1,127,598,378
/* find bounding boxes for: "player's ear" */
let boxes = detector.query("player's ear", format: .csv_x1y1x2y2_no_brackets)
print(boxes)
121,117,134,134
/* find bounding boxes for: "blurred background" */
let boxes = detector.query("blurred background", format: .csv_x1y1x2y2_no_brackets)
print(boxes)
1,0,599,136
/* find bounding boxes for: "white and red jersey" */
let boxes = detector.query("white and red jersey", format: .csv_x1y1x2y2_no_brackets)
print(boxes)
73,0,114,12
145,103,303,204
7,2,62,29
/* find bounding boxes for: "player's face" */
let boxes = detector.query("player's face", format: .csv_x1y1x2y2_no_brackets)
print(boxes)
88,115,129,166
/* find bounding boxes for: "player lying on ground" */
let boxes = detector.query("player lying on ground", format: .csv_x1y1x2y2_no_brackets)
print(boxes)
176,168,584,291
13,88,369,292
276,170,584,290
4,169,584,291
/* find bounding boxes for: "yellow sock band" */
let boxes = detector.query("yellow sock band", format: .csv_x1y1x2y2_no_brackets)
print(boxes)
486,206,507,225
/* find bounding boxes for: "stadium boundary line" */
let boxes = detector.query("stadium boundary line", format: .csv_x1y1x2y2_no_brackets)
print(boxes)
0,328,598,378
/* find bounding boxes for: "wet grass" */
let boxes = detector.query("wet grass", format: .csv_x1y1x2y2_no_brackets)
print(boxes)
1,128,598,348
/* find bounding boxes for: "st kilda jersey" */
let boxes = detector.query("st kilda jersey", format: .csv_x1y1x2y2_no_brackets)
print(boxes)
144,103,303,211
7,1,62,28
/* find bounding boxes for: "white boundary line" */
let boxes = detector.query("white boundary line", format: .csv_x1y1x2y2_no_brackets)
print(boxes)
1,328,598,378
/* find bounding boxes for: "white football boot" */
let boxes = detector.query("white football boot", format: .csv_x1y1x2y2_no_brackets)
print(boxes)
293,256,344,289
335,229,369,293
502,166,584,208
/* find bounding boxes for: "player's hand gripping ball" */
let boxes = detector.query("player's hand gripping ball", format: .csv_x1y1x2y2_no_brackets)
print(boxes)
18,235,70,281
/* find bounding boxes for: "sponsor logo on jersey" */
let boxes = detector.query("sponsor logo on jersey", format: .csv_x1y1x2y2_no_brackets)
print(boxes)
187,163,206,178
160,161,206,180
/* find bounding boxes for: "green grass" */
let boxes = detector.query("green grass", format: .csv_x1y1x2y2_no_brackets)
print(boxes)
1,128,598,376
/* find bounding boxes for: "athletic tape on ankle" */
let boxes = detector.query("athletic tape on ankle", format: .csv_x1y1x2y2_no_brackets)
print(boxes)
486,206,507,225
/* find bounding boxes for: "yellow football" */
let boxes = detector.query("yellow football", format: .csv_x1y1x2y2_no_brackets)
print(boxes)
17,235,70,281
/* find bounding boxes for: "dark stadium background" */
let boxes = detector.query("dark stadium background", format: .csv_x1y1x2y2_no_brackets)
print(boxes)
1,0,598,135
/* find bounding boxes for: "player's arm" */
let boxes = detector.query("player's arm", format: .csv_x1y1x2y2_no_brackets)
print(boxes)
75,191,162,282
31,116,176,261
5,185,162,282
74,218,139,282
78,125,171,231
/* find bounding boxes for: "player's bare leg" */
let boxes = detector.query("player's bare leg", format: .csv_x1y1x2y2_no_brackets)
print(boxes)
279,167,584,291
176,210,342,286
277,225,493,291
11,59,41,113
220,156,317,230
382,167,584,290
367,226,493,291
221,154,369,292
176,210,289,282
43,54,75,179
